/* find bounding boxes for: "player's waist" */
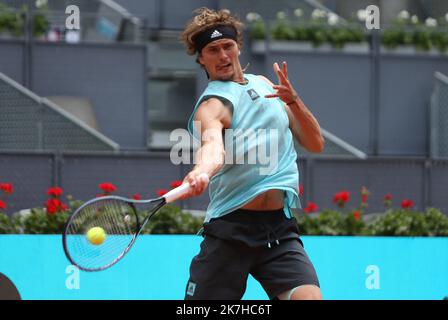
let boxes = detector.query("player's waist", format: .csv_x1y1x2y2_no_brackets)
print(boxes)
202,207,300,248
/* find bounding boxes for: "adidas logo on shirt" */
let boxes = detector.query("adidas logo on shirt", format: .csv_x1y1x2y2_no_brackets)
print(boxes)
210,30,223,39
247,89,260,101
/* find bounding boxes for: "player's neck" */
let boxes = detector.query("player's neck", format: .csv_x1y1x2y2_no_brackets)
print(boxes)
232,68,246,84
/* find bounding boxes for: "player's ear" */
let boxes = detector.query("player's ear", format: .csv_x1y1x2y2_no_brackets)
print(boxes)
198,53,204,65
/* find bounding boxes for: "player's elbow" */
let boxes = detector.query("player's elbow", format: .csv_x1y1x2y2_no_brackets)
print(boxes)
306,137,325,153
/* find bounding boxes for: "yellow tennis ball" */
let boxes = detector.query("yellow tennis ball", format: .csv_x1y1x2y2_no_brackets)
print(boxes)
86,227,106,245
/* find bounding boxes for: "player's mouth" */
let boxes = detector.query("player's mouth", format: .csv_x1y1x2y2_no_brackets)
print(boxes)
217,63,232,72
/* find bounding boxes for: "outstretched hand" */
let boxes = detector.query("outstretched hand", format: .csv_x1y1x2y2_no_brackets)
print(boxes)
181,169,209,200
265,61,298,105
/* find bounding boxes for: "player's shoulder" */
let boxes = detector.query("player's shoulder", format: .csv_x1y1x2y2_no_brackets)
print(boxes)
255,74,273,85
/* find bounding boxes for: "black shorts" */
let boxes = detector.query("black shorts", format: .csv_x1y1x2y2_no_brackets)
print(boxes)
184,208,320,300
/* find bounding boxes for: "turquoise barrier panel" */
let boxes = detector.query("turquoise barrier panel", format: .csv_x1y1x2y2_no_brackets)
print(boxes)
0,235,447,300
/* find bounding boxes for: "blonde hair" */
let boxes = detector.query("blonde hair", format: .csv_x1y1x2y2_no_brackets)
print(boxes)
181,7,244,56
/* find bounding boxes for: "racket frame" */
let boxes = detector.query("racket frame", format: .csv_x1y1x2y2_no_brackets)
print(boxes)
62,173,208,271
62,195,166,272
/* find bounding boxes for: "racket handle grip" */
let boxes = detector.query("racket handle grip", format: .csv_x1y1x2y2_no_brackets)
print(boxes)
163,173,209,203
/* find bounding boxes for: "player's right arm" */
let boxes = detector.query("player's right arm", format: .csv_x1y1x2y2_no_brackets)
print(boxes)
183,97,232,197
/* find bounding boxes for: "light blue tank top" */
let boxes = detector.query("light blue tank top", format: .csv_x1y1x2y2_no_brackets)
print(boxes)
188,73,301,222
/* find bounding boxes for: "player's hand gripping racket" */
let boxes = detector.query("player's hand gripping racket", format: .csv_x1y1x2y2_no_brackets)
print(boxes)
62,173,209,272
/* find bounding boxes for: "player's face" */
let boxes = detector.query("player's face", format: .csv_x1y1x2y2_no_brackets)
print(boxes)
199,39,241,81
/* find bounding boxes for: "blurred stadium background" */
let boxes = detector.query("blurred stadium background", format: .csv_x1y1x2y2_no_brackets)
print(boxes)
1,0,448,214
0,0,448,300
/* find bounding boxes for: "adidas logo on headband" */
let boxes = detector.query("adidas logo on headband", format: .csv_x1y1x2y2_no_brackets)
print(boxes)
194,25,237,52
210,30,223,39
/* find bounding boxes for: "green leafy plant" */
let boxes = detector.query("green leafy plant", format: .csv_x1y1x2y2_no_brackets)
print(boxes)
30,0,50,38
32,12,49,37
0,4,24,37
249,20,266,40
296,207,448,237
0,212,14,234
296,210,346,235
326,25,364,49
295,186,448,236
424,208,448,236
366,208,448,236
296,209,366,236
2,181,448,236
381,11,448,53
271,17,296,41
140,204,203,235
247,9,367,49
12,208,70,234
430,30,448,53
345,210,366,235
366,209,427,236
0,3,49,39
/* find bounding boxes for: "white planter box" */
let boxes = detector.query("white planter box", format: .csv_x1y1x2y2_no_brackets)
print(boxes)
270,40,322,52
251,40,369,54
381,45,417,55
380,45,448,56
0,32,14,40
251,40,267,54
340,42,370,54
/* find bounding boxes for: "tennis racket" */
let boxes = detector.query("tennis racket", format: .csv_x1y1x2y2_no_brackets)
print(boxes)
62,173,208,272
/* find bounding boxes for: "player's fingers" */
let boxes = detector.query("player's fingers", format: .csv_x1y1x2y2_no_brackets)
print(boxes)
276,67,289,84
273,62,281,83
265,93,279,98
183,175,199,195
272,85,288,91
186,176,205,196
191,184,204,196
195,177,208,195
283,61,288,79
184,176,195,188
191,174,201,187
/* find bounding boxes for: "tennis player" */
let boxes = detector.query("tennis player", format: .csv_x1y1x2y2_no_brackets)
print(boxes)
180,8,324,300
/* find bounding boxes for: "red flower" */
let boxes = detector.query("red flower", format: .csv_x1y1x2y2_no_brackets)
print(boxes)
0,200,7,210
333,191,350,208
333,191,350,203
156,189,168,197
132,193,141,200
170,180,183,189
303,202,318,214
45,199,58,215
45,199,59,215
99,182,117,194
0,183,13,195
353,211,361,221
45,198,68,215
47,187,63,197
299,184,304,197
401,199,414,209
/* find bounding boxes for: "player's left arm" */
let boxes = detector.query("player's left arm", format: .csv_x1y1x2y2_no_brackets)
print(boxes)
261,62,324,153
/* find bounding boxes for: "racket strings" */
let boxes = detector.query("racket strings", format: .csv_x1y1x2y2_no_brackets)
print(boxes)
64,199,138,271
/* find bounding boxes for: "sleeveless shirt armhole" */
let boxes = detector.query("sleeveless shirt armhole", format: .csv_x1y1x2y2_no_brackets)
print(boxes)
197,95,234,116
